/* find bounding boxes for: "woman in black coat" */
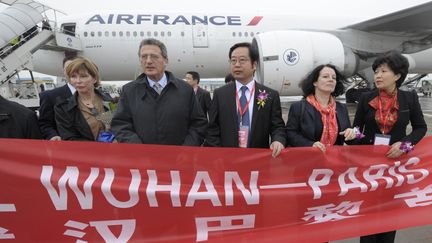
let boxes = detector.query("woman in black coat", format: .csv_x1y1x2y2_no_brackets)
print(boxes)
353,51,427,243
286,64,356,151
55,57,114,141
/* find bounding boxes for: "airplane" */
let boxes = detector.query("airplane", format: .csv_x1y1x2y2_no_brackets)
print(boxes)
4,0,432,100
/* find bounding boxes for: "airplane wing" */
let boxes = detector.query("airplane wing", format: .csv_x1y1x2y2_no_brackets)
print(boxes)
345,2,432,37
333,1,432,55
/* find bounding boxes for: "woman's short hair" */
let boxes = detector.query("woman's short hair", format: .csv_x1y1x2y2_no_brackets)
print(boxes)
66,57,101,87
372,50,409,88
300,64,346,97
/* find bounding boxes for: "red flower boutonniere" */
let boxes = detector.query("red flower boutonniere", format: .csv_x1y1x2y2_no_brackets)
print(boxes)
257,89,269,110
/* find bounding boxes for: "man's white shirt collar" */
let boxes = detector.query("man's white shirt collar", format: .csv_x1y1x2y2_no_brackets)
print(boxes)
235,79,255,93
67,82,76,94
148,73,168,89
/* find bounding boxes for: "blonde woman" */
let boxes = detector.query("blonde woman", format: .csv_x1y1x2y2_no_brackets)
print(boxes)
55,57,114,141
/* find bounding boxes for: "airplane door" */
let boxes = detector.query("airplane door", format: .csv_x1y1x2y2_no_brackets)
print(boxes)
61,23,76,36
57,22,82,54
192,23,208,48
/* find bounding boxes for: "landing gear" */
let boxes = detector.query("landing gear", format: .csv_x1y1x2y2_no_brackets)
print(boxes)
421,80,432,97
346,88,369,103
345,75,370,103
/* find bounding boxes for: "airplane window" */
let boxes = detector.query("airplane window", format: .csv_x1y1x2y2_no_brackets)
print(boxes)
140,31,144,37
133,31,137,37
98,31,102,37
154,31,158,37
245,32,248,37
112,31,116,37
232,32,236,37
119,31,123,37
161,31,165,37
105,31,109,37
90,31,95,37
126,31,130,37
202,32,206,37
83,32,88,37
181,31,185,37
168,31,171,37
238,32,242,37
147,31,151,36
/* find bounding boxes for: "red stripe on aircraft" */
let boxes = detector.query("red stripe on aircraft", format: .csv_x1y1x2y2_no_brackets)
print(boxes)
247,16,263,26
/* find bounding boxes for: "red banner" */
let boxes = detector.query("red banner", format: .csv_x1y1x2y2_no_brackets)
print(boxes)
1,137,432,242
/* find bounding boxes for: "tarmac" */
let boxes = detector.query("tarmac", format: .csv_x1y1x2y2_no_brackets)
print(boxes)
280,94,432,243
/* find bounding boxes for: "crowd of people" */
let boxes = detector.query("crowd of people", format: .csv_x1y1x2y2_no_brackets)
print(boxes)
0,38,428,242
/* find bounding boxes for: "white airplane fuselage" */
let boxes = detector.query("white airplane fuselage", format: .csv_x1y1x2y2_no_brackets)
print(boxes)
31,12,432,95
32,13,356,77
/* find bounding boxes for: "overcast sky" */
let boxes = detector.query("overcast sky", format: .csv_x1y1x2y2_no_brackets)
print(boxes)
1,0,430,26
34,0,431,17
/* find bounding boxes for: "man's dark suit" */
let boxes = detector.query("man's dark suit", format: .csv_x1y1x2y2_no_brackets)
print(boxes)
286,99,352,146
195,87,211,117
206,81,286,148
0,96,41,139
38,84,73,139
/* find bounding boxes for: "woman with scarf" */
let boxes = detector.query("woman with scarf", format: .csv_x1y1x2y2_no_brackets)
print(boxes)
286,64,356,151
353,50,427,243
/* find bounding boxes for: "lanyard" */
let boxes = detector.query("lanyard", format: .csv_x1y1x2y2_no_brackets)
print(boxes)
236,84,255,120
378,94,397,134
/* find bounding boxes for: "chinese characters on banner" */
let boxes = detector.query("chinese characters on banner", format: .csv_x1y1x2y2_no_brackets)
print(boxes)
0,137,432,242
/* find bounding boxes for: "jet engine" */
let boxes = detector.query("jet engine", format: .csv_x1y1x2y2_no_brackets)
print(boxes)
252,31,359,96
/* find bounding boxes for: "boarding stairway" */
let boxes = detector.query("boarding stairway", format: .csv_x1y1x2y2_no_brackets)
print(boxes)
0,0,82,84
0,29,54,83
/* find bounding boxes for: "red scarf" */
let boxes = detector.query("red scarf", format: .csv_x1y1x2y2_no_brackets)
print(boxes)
368,90,399,134
306,95,338,146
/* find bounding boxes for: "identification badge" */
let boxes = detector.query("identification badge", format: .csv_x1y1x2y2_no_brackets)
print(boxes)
238,126,249,148
374,134,391,145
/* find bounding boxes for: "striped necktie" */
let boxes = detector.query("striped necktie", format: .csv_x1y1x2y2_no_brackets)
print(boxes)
153,82,163,95
239,86,250,127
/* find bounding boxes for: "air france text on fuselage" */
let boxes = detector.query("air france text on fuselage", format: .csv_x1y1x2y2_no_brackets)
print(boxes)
85,14,244,26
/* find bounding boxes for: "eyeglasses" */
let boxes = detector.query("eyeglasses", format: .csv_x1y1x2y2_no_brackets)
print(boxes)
140,54,162,61
229,58,250,65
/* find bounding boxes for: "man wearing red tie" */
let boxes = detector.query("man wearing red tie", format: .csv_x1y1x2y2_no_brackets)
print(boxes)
206,42,286,157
